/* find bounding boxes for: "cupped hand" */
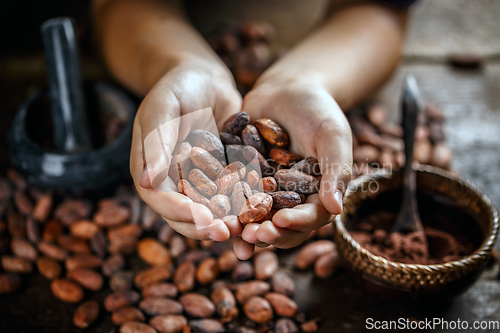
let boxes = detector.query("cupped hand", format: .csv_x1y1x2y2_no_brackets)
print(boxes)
130,61,243,241
233,80,353,259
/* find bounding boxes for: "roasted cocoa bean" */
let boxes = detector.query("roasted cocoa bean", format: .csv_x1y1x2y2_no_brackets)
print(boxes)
274,169,320,194
210,195,231,217
246,170,260,190
94,203,130,227
57,235,91,254
235,280,270,304
264,292,298,317
242,124,267,156
269,148,301,167
258,177,277,193
269,191,302,209
223,112,250,135
0,273,21,293
242,146,273,176
142,282,178,298
105,290,141,312
2,255,32,273
38,241,67,261
211,286,238,322
69,220,99,239
109,236,138,255
25,216,39,244
90,230,107,258
65,254,102,270
231,181,252,215
314,250,340,279
225,145,246,164
189,319,225,333
55,200,91,226
169,142,193,182
8,212,25,238
189,169,218,196
178,249,211,264
73,300,99,328
10,237,37,261
174,261,196,293
238,193,273,224
37,257,61,279
243,296,273,323
220,132,243,145
254,250,278,280
102,253,125,276
179,293,215,318
271,271,294,296
67,268,103,291
110,271,134,291
188,130,225,160
190,147,223,179
32,193,53,222
51,278,84,303
135,264,173,289
108,224,142,243
169,235,187,258
149,314,187,333
178,180,210,207
120,322,156,333
218,249,238,273
42,220,63,242
196,257,219,284
137,238,171,267
215,161,246,195
295,240,335,269
140,297,183,316
255,118,289,148
275,318,299,333
112,307,146,325
232,261,254,281
291,157,321,176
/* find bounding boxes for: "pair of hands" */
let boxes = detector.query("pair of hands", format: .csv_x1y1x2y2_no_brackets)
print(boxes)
130,60,352,260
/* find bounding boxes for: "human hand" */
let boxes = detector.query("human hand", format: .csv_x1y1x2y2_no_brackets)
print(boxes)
130,61,244,241
233,80,353,259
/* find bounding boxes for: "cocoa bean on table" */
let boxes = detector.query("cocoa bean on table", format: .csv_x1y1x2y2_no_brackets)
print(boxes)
73,300,99,329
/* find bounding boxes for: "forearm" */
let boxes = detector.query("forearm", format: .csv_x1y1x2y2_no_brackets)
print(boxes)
256,4,408,110
93,0,230,95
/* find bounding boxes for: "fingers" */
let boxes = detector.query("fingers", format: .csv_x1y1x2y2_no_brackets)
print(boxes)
255,221,310,248
315,104,353,215
166,218,230,241
221,215,243,237
233,236,255,260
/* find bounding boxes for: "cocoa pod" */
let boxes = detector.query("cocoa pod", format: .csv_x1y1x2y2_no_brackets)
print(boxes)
73,300,99,329
189,169,218,196
314,250,340,279
269,148,301,167
169,142,192,183
55,200,91,226
110,271,134,291
142,282,178,298
90,231,107,258
210,195,231,217
238,193,273,224
67,268,103,291
10,237,37,261
271,271,294,296
295,240,335,269
254,250,278,280
264,292,298,317
179,293,215,318
112,307,146,325
242,146,273,175
243,296,273,323
139,297,183,316
275,318,299,333
108,224,142,242
0,273,21,293
105,290,141,312
231,181,252,215
291,157,321,176
232,261,254,281
258,177,278,193
174,261,196,293
274,169,320,194
168,235,187,258
2,255,32,273
94,203,130,227
218,249,238,273
37,257,61,279
211,286,238,322
255,118,289,147
242,125,267,156
269,191,302,209
57,235,91,254
102,254,125,276
189,319,224,333
70,220,99,239
135,264,173,289
149,314,187,333
137,238,171,267
25,216,39,244
14,191,32,216
246,170,260,190
51,278,84,303
32,193,53,222
178,180,210,208
220,132,242,145
188,130,225,160
222,111,249,135
190,147,223,179
431,143,453,168
38,241,67,261
8,212,25,238
225,145,246,164
120,322,156,333
42,220,63,242
196,257,219,284
235,280,270,304
353,145,379,164
65,254,102,270
215,161,246,195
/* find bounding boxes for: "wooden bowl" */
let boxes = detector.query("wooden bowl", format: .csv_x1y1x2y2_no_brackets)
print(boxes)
334,165,499,300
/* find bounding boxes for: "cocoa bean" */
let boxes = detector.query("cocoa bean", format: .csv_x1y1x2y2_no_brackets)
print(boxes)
120,322,156,333
274,169,320,194
142,282,178,298
353,145,379,164
243,296,273,323
65,254,102,270
73,300,99,329
55,200,91,226
32,193,53,222
225,145,246,164
140,297,183,316
50,278,84,303
158,224,174,244
254,250,278,280
246,170,260,190
190,147,223,179
66,267,103,291
255,118,289,148
242,125,267,156
102,254,125,276
142,204,162,231
109,236,138,255
189,319,224,333
258,177,277,193
218,249,238,273
414,139,432,164
189,169,218,197
314,250,340,279
2,255,32,273
275,318,299,333
105,290,141,312
242,146,273,175
169,235,187,258
178,249,211,264
301,319,319,332
0,273,21,293
210,195,231,217
169,142,192,182
231,181,252,215
187,130,225,160
149,314,187,333
135,264,173,289
215,161,246,195
431,143,453,168
57,235,91,254
70,220,99,239
291,157,321,176
264,292,298,317
94,204,130,227
174,261,196,293
25,216,39,244
232,261,254,281
177,180,210,208
38,241,67,261
238,193,273,224
223,112,249,135
211,286,238,322
8,212,25,238
91,230,107,258
10,237,37,261
295,240,335,269
36,256,61,280
108,224,142,243
235,280,270,304
112,307,146,325
269,192,302,209
269,148,301,167
271,271,294,296
179,293,215,318
196,257,219,284
137,238,171,267
14,191,32,216
220,132,242,145
7,168,26,190
110,271,134,291
42,220,63,242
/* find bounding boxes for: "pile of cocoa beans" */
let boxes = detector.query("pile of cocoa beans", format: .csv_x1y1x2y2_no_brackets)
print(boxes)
350,103,454,178
0,168,325,332
172,113,321,225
